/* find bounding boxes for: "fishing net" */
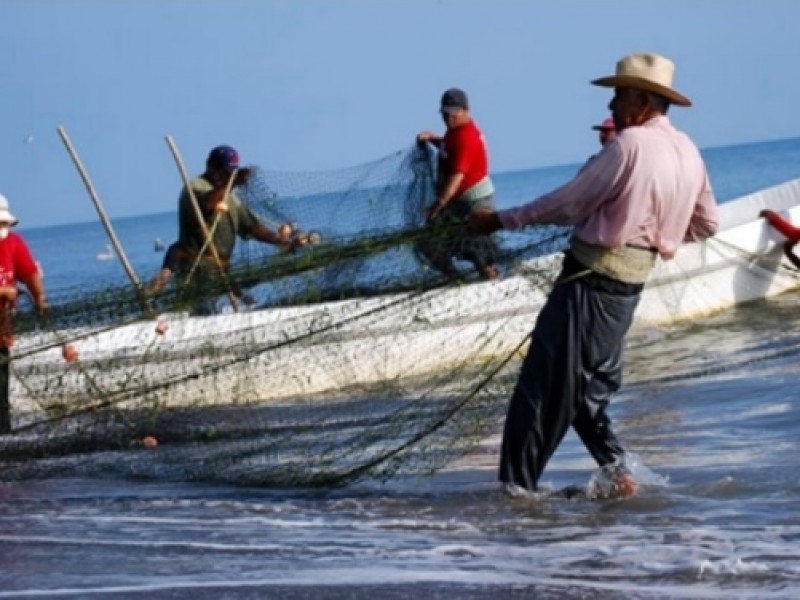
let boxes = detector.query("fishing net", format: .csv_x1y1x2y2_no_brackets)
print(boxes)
3,142,800,487
1,143,571,486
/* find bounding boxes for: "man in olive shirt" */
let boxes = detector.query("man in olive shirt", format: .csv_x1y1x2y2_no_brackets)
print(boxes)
174,145,291,314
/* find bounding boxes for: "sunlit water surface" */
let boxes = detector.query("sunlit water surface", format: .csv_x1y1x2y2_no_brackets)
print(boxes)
1,291,799,599
3,137,800,597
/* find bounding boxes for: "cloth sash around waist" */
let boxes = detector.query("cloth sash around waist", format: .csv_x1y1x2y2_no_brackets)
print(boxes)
458,176,495,202
569,237,656,284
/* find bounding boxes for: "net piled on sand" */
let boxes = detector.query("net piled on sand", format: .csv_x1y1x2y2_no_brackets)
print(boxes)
2,144,570,486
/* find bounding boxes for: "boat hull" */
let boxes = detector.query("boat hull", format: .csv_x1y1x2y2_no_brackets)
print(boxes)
10,178,800,417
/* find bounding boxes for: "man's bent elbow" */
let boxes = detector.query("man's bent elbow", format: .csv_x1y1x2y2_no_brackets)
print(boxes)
684,220,719,242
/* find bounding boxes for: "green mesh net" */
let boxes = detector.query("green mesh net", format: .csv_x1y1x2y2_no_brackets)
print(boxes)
1,144,570,486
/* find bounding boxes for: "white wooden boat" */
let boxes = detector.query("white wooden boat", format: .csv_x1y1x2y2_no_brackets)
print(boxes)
10,177,800,418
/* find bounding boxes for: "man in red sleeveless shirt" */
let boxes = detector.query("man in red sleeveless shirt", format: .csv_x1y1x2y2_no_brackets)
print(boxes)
0,193,47,434
416,88,499,280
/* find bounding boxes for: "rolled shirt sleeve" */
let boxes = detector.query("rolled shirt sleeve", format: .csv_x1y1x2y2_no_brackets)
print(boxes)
496,116,719,260
498,142,625,230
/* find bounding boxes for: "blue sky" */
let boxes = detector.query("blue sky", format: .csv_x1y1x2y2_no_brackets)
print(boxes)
2,0,799,228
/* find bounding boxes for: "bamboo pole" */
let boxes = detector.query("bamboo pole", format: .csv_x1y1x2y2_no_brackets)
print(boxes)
164,135,239,312
185,169,237,285
56,126,155,318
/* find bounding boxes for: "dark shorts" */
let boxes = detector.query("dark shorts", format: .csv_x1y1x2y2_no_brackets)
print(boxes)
416,195,499,272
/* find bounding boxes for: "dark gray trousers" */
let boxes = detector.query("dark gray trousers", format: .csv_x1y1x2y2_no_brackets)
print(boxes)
499,253,642,490
0,347,10,434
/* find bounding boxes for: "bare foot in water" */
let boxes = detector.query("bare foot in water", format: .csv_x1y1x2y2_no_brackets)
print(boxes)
609,471,638,499
587,463,639,500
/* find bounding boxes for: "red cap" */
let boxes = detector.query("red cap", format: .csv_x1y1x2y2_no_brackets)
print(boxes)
592,117,615,131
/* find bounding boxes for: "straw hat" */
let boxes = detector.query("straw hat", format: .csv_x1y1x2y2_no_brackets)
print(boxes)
591,53,692,107
0,194,18,226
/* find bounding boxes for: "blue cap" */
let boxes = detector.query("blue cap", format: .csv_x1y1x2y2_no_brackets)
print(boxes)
207,145,240,172
440,88,469,111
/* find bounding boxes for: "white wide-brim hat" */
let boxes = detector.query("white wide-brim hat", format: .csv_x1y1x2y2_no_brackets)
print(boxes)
0,193,18,226
591,52,692,107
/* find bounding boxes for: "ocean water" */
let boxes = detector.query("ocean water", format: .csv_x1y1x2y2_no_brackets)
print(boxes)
19,136,800,296
2,137,800,598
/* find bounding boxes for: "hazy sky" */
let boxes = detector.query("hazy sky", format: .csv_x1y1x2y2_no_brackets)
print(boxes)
2,0,799,228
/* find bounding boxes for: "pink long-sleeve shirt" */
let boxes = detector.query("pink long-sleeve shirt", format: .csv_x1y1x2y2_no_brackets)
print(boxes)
498,115,719,260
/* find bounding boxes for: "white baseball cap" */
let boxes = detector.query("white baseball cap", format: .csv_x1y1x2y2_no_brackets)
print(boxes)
0,193,18,226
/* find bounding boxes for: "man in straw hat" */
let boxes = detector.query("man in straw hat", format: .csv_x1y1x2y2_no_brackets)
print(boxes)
0,193,48,434
469,52,719,498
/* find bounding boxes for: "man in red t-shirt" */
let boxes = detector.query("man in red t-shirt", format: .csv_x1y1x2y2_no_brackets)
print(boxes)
760,208,800,270
0,193,47,434
592,116,617,148
416,88,499,280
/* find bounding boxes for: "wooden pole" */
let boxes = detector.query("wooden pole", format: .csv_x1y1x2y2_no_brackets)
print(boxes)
164,135,239,312
56,126,155,318
185,169,237,285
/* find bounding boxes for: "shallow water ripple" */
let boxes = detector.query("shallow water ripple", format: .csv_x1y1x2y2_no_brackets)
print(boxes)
1,295,800,598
